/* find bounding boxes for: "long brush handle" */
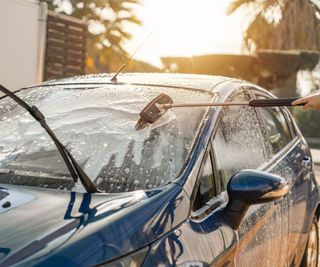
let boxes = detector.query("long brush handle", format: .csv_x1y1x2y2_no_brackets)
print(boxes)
164,102,248,108
163,98,302,109
249,98,301,107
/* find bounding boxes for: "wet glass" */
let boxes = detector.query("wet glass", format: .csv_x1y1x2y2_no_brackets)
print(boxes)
212,93,268,191
0,84,213,192
194,152,215,210
258,105,292,155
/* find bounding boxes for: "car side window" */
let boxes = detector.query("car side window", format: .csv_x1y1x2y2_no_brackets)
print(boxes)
257,96,292,155
212,92,268,192
193,152,216,211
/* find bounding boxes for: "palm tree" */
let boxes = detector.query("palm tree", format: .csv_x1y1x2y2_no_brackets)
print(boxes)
227,0,285,16
227,0,320,52
45,0,142,72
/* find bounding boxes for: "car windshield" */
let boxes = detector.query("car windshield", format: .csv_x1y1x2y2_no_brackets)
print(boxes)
0,84,213,193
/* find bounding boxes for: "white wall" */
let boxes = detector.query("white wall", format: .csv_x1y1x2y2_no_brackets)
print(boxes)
0,0,45,90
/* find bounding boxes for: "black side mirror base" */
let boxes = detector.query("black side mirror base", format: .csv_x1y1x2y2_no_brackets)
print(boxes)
223,200,249,230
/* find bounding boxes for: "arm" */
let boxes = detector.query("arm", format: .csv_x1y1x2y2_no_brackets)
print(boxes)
292,91,320,110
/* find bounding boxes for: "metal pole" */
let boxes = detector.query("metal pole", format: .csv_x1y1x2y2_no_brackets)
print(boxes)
36,1,47,83
162,102,249,108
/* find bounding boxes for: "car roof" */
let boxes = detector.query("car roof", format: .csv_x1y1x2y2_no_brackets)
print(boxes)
39,73,235,93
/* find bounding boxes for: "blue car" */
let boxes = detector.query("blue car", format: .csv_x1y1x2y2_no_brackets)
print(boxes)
0,73,319,267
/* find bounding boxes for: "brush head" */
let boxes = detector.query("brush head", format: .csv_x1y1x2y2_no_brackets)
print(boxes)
135,94,173,130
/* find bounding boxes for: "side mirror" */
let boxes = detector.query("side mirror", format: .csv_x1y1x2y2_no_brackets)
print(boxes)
223,170,289,230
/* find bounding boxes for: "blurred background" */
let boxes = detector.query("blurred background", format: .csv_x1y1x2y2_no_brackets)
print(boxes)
0,0,319,146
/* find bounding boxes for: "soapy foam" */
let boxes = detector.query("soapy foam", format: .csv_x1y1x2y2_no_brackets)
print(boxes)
0,85,212,192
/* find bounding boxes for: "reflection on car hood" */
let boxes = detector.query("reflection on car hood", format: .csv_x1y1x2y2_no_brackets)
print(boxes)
0,183,146,265
0,182,188,266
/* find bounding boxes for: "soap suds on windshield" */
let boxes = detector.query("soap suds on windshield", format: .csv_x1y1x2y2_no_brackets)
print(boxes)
0,85,212,193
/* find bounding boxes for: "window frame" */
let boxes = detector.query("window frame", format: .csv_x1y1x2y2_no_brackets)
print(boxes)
191,144,220,216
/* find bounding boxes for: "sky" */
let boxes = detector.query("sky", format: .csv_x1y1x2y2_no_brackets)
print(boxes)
124,0,246,67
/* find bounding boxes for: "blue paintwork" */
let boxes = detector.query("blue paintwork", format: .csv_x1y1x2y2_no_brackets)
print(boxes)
0,183,189,266
0,74,319,266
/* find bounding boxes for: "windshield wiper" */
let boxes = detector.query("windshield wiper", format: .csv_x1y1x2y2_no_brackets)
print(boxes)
0,85,99,193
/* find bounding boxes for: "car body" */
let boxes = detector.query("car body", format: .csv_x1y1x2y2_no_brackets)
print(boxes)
0,73,319,267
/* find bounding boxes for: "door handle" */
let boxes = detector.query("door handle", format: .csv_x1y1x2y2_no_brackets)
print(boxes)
302,156,311,167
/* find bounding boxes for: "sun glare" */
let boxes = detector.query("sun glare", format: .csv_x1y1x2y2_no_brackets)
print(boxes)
124,0,244,67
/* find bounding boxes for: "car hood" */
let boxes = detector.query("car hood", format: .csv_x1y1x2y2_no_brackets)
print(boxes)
0,182,189,266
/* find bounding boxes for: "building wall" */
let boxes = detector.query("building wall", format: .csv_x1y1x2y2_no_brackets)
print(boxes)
0,0,44,90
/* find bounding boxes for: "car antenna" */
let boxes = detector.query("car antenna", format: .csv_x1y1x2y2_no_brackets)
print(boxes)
111,30,154,82
110,7,181,83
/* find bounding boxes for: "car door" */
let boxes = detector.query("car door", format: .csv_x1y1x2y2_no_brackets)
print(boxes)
142,148,229,267
211,88,290,267
253,91,313,265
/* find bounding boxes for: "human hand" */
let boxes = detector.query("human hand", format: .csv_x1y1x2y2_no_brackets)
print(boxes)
292,91,320,110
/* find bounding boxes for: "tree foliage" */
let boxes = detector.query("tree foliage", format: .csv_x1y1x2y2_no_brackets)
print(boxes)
292,108,320,139
227,0,283,16
43,0,142,72
227,0,320,52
